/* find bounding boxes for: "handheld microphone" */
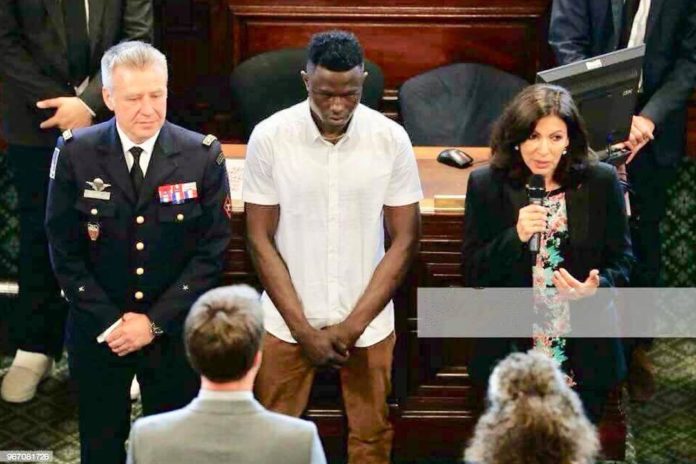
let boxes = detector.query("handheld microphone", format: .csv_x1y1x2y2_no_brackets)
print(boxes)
527,174,545,254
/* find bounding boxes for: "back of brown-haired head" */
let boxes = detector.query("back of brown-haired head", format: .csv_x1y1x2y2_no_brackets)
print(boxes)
184,285,263,383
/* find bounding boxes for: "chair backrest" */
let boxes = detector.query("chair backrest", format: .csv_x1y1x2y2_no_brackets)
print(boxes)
230,48,385,140
399,63,528,146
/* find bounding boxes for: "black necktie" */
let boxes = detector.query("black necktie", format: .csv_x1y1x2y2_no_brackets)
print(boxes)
619,0,641,49
130,147,145,195
62,0,90,86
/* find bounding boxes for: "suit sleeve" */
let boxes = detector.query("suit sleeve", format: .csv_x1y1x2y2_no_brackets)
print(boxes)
0,0,71,103
640,2,696,128
549,0,593,65
126,421,141,464
79,0,154,115
598,167,635,288
461,172,526,287
147,141,232,333
45,139,122,333
308,423,328,464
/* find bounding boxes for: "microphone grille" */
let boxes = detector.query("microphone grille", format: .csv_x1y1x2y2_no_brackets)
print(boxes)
527,174,545,199
528,174,545,189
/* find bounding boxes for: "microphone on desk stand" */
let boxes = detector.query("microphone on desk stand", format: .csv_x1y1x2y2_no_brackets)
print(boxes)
527,174,545,255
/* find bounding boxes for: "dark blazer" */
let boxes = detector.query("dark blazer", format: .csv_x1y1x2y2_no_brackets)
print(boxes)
0,0,153,146
549,0,696,167
461,163,633,389
45,119,231,346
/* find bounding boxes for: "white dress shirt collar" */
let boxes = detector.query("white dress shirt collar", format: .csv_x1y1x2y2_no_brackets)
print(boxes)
116,123,160,175
303,99,359,146
198,389,254,401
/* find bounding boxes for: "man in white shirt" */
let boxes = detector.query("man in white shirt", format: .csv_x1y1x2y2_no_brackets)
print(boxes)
127,285,327,464
45,41,231,464
243,30,423,464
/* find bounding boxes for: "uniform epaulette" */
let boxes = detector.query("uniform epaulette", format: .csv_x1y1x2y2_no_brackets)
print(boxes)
63,129,73,142
202,134,217,148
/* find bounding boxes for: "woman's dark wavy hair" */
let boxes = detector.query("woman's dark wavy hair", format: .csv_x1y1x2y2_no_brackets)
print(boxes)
489,84,596,188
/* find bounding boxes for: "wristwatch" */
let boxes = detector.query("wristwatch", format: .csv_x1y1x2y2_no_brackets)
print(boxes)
149,321,164,337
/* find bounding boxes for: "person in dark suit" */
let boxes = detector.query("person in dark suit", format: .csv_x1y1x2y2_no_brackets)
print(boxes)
549,0,695,285
127,284,327,464
549,0,696,401
0,0,153,402
462,84,634,423
45,41,231,464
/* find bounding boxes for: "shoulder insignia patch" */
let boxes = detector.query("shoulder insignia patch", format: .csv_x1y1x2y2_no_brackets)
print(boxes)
216,152,225,166
49,148,60,179
62,129,73,142
202,134,217,147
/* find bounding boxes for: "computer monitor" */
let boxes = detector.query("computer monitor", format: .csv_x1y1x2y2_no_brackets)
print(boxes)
536,44,645,164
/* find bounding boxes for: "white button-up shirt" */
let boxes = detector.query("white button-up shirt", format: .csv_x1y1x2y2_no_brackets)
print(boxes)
243,101,423,347
627,0,651,49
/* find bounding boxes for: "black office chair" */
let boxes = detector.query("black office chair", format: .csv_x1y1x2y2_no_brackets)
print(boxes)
399,63,528,146
230,48,385,140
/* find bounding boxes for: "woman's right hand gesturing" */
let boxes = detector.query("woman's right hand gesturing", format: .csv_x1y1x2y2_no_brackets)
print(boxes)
516,204,547,242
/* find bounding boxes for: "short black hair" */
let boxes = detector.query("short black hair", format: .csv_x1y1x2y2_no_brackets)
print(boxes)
306,30,364,72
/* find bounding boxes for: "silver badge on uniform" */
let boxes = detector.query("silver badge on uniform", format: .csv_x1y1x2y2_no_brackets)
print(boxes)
84,178,112,200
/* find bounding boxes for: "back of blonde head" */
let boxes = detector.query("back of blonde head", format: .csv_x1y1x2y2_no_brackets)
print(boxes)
465,351,599,464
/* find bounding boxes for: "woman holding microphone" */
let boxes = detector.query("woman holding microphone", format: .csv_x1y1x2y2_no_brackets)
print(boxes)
461,84,634,422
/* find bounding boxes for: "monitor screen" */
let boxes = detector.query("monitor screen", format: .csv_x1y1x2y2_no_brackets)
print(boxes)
536,45,645,161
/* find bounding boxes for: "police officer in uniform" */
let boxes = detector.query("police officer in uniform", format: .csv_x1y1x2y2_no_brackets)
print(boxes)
45,41,231,464
0,0,153,403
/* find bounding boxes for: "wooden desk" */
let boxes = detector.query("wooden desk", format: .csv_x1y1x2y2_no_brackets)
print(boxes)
222,144,491,212
221,144,626,461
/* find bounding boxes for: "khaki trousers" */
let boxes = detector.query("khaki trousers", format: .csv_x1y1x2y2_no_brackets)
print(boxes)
255,332,396,464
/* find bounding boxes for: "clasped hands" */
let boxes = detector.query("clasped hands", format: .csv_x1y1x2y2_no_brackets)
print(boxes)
36,96,93,130
517,205,600,301
105,312,155,357
295,320,363,369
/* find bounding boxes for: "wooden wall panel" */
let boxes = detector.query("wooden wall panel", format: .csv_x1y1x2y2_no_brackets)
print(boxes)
223,0,553,121
156,0,234,133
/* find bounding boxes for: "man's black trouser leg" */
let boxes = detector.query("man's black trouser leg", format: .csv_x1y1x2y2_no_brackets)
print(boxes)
6,144,67,357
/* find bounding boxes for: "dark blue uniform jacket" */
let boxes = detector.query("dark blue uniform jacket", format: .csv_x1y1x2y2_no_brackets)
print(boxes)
46,119,231,345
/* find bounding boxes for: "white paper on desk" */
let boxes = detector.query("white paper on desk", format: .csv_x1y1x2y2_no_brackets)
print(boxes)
96,318,123,343
225,159,245,201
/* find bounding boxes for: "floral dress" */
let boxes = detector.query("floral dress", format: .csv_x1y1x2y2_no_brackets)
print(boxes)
531,188,575,386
